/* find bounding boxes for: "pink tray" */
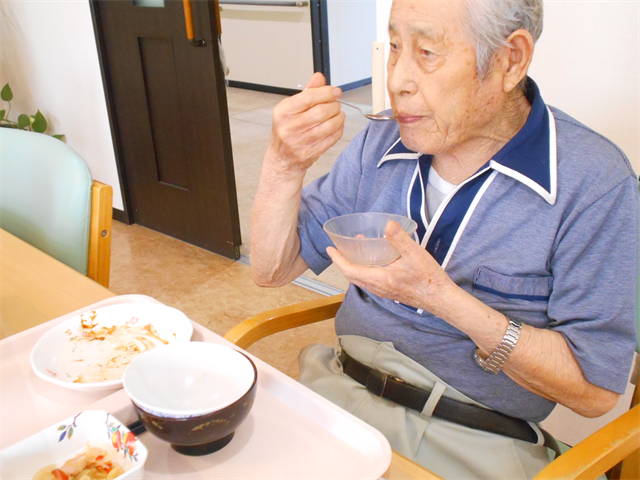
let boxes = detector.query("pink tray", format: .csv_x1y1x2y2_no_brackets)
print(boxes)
0,295,391,479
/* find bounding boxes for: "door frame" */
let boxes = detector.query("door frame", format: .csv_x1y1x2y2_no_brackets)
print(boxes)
89,0,134,224
89,0,235,230
309,0,330,84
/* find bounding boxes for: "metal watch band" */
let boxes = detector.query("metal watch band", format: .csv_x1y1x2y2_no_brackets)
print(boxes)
474,319,523,374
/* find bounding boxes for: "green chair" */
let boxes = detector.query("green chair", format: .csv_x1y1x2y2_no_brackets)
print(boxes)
0,128,112,287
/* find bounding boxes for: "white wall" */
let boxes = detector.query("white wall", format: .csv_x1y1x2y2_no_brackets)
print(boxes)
0,0,124,210
222,4,315,90
529,0,639,174
327,0,376,88
375,0,639,174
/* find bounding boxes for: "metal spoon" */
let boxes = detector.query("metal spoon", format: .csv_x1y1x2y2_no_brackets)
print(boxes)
295,85,396,121
298,85,396,120
337,100,397,121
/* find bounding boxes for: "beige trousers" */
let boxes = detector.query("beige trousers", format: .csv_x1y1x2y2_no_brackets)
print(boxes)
298,335,551,480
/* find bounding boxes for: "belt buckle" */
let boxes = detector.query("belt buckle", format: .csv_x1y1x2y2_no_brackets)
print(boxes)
365,369,388,397
366,372,404,397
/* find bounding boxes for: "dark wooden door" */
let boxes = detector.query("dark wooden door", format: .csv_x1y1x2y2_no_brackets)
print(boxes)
92,0,241,259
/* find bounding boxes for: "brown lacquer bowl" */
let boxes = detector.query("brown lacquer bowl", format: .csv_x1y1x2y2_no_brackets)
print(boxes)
123,342,258,456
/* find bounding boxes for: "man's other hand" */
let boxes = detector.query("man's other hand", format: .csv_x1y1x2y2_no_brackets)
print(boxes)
327,221,456,318
268,72,345,172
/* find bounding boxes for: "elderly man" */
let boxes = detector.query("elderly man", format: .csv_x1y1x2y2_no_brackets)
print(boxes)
250,0,639,478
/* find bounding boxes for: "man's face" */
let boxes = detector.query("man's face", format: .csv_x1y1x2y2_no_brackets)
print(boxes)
388,0,505,156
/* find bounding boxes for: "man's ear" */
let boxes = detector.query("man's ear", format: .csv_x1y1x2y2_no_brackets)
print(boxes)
500,29,535,93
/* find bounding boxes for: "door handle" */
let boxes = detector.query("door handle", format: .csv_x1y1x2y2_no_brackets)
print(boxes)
182,0,206,47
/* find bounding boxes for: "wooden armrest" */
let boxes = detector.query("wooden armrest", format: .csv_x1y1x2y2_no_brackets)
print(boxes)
534,404,640,480
223,294,345,349
384,451,445,480
87,180,113,288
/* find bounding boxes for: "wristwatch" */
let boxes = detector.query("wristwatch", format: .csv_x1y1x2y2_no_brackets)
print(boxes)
474,318,523,374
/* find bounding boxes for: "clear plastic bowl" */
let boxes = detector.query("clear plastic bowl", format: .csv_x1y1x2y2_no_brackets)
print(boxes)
323,213,418,267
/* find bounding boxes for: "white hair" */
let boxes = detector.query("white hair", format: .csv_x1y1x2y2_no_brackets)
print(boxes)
463,0,544,86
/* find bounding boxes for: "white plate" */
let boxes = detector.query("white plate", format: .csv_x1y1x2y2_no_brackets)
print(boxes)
0,410,148,480
30,303,193,392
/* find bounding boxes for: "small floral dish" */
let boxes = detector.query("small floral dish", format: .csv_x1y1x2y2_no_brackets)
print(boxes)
0,410,148,480
30,303,194,392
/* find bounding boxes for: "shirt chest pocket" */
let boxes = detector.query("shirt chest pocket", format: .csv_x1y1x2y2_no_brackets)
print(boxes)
472,266,553,302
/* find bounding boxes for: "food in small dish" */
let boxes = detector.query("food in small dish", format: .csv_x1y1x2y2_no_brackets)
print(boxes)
32,442,125,480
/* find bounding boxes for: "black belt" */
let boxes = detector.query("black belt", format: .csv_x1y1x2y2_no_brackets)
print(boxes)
338,348,560,456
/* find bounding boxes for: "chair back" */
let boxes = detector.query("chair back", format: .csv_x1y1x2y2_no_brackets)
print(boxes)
637,182,640,353
0,128,92,274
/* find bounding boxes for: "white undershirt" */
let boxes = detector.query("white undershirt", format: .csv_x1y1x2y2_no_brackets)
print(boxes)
426,166,457,222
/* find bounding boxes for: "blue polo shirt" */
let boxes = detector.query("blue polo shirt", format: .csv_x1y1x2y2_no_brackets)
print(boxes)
297,79,639,422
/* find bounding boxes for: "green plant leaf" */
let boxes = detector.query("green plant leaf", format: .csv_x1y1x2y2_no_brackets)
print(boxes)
17,114,30,129
32,110,47,133
0,84,12,102
52,134,66,142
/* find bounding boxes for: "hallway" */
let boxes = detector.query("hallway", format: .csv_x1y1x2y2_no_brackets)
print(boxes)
228,84,373,292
